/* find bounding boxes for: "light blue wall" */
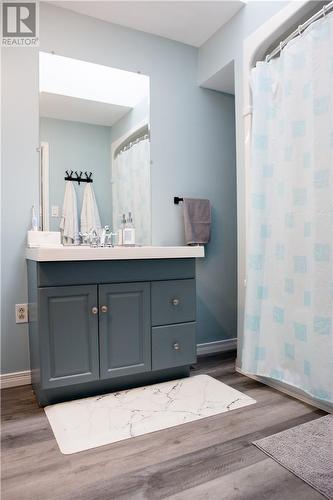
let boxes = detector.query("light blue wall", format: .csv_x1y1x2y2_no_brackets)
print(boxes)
1,3,237,375
198,1,289,350
198,2,288,87
40,117,112,230
1,48,39,374
111,96,149,145
198,1,289,215
198,1,317,348
198,2,291,206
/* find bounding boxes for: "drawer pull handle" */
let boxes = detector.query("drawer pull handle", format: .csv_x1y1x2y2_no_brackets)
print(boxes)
173,342,180,351
101,305,108,313
91,306,98,315
171,298,180,307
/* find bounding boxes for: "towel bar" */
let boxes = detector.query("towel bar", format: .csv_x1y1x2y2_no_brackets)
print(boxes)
174,197,184,205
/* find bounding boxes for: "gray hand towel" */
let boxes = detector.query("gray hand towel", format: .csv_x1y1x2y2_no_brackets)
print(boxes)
183,198,211,245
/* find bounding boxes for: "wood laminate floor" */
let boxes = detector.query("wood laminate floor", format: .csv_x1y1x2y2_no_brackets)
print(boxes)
1,353,326,500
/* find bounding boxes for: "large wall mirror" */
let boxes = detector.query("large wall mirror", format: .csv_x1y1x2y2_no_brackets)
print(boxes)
39,52,151,245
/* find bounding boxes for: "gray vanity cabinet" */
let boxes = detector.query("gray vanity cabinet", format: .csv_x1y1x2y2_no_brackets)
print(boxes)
99,282,151,379
27,258,198,406
39,285,100,389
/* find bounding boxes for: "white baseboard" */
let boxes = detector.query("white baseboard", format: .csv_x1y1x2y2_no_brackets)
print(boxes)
0,341,237,389
0,370,31,389
197,338,237,356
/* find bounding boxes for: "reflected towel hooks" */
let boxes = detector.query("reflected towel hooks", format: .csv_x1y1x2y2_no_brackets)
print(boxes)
65,171,93,185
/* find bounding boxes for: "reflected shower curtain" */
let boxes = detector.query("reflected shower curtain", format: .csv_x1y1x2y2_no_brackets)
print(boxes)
112,137,151,245
241,13,333,403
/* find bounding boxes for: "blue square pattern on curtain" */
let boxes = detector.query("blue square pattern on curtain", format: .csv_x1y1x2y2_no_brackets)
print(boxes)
241,12,333,404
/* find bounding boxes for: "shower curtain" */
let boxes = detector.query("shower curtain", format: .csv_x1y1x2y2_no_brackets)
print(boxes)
112,137,151,245
241,13,333,404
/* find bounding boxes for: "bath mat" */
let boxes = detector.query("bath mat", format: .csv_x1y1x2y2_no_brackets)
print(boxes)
253,415,333,499
45,374,256,454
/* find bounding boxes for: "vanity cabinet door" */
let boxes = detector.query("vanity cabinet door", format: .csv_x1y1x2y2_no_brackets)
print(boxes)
39,285,99,389
99,282,151,379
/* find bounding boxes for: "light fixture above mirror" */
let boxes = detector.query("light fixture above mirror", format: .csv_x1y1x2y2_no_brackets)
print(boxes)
39,51,149,107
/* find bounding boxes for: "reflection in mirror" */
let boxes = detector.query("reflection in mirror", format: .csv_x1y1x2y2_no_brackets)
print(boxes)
39,52,151,246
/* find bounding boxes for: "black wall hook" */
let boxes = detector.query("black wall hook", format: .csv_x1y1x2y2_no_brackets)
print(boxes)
64,171,93,184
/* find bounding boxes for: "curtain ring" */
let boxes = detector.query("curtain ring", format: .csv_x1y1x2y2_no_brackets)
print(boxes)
297,25,302,36
279,42,283,54
323,5,327,18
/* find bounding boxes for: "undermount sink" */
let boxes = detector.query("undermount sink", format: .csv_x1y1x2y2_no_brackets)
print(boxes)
25,245,205,262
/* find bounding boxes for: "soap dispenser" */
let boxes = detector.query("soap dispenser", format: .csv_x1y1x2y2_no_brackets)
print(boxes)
118,214,126,246
123,211,135,246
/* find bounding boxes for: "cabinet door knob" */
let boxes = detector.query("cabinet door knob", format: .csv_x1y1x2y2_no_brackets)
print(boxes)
171,298,180,307
101,305,108,313
173,342,180,351
91,306,98,315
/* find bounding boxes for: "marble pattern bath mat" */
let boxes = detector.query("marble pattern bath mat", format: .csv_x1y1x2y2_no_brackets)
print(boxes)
45,374,256,454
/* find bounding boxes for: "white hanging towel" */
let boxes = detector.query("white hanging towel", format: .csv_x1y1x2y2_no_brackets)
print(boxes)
80,183,101,234
60,181,80,245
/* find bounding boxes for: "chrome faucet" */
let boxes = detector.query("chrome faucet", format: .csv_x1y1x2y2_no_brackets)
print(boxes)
105,226,118,247
89,229,99,247
79,232,90,246
87,226,117,247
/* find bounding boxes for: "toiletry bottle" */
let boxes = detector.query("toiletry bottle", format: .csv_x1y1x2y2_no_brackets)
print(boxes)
31,205,38,231
100,226,109,247
123,211,135,246
118,214,126,246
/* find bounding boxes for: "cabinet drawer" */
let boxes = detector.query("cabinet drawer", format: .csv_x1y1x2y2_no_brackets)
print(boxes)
152,323,196,370
151,279,196,326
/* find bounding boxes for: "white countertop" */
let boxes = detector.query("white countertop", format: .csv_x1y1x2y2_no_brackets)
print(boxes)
25,245,205,262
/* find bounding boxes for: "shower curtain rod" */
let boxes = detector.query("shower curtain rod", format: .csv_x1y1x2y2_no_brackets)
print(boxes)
116,133,149,158
266,0,333,62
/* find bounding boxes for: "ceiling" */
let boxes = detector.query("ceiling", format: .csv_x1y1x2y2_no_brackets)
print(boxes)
49,1,245,47
40,93,132,127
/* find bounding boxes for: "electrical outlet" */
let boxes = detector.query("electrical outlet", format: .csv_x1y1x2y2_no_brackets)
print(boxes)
15,304,28,324
51,205,59,217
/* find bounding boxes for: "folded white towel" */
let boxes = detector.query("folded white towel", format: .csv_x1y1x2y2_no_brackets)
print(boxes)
80,183,101,235
60,181,80,245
